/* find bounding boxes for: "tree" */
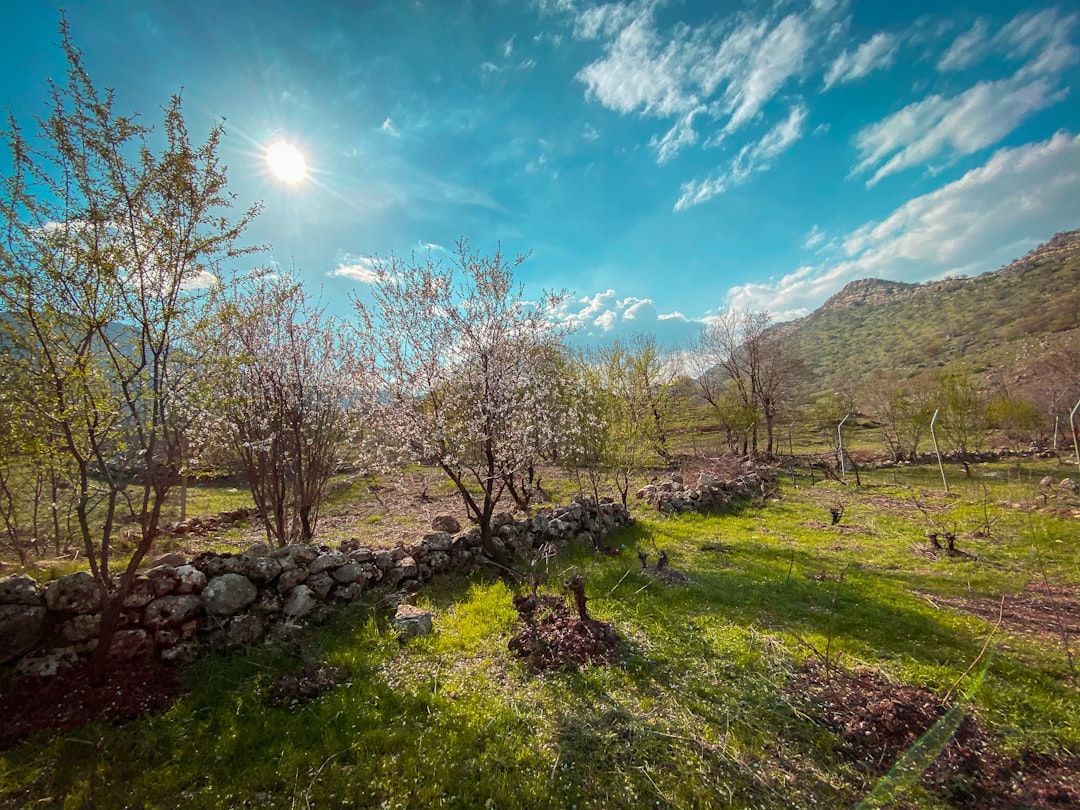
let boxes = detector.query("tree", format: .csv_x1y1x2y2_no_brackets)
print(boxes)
934,368,989,456
213,275,360,546
0,19,258,669
352,240,568,562
861,371,934,462
690,308,804,457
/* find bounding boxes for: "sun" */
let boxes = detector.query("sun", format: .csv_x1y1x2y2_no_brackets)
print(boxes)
265,141,308,184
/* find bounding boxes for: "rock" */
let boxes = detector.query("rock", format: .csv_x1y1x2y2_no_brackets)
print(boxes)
45,572,106,614
1039,476,1055,489
175,565,207,595
423,531,453,551
218,614,265,648
0,575,43,606
203,554,245,577
332,582,365,601
122,576,156,609
329,562,364,584
160,641,199,666
109,629,151,660
399,556,419,579
284,544,319,566
240,542,271,560
59,612,101,643
145,565,179,597
0,604,46,663
392,604,433,639
1060,478,1078,492
249,589,283,616
431,515,461,534
15,646,79,678
309,551,348,575
202,573,258,616
247,557,282,584
348,548,375,564
307,572,334,599
276,567,309,593
282,585,317,618
150,552,187,568
143,594,202,630
374,551,395,571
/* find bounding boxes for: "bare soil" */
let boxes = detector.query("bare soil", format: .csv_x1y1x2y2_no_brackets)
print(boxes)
791,661,1079,808
918,580,1079,647
0,657,183,750
508,593,621,673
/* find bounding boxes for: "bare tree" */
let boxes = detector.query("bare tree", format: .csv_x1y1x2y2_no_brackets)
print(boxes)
691,308,803,457
352,240,568,562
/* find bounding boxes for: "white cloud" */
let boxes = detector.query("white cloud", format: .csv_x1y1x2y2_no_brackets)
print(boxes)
999,7,1079,79
331,254,380,283
852,75,1065,186
675,103,807,210
937,18,989,71
726,131,1080,319
555,288,703,349
380,117,400,138
802,225,825,249
650,106,704,164
502,35,516,58
823,32,898,89
722,14,811,132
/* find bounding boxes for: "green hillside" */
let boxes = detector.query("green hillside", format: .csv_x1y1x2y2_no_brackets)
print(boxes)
783,230,1080,395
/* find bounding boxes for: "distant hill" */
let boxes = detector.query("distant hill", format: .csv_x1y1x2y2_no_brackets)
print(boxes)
780,229,1080,397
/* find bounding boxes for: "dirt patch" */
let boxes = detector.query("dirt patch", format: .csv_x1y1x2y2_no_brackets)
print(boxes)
919,581,1079,647
0,657,183,750
508,594,620,673
264,663,347,710
790,662,1079,808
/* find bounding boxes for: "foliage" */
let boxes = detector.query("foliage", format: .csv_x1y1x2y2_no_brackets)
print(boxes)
211,274,361,545
352,239,569,560
0,18,258,663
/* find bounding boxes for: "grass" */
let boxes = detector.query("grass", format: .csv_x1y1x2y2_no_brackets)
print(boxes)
1,458,1078,809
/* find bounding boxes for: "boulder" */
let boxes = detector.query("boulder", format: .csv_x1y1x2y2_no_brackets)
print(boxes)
202,573,258,616
392,604,433,639
423,531,453,551
329,562,364,584
160,641,199,666
108,629,151,660
0,604,46,663
431,515,461,534
174,565,207,595
276,567,309,593
282,585,317,618
45,572,106,614
15,646,79,678
122,577,157,609
309,551,348,574
307,572,334,599
247,557,282,584
59,612,101,643
0,574,43,606
143,594,202,630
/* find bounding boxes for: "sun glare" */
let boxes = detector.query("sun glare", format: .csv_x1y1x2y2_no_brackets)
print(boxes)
265,141,308,184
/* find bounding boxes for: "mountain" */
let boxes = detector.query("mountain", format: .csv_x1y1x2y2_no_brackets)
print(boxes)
781,229,1080,397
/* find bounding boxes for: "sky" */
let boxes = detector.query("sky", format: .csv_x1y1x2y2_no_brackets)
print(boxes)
2,0,1078,348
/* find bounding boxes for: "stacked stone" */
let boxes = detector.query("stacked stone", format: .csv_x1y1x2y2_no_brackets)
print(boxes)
636,465,775,514
0,498,633,676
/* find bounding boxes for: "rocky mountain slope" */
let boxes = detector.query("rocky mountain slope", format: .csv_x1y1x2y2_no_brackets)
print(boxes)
781,229,1080,396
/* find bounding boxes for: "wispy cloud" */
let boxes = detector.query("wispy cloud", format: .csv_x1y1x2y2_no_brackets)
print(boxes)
726,131,1080,319
853,7,1077,185
675,103,807,210
937,18,990,71
802,225,826,249
379,117,400,138
823,32,898,89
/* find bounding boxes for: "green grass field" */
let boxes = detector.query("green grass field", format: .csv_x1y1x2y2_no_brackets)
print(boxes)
1,457,1077,809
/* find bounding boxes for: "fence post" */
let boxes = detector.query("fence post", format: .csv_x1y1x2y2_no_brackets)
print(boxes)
838,413,850,481
930,408,949,493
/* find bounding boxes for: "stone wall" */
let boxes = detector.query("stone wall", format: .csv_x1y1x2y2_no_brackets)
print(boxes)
636,462,775,513
0,498,633,678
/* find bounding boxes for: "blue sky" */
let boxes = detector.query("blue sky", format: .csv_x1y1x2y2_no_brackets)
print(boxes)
3,0,1078,347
